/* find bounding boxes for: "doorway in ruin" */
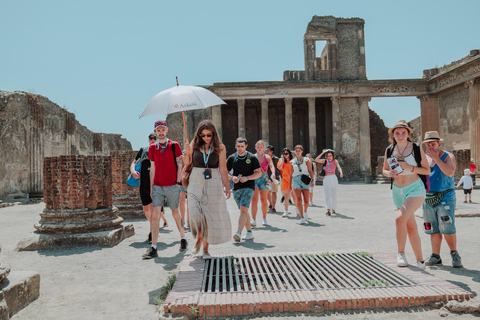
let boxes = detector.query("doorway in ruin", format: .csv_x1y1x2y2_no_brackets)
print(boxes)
221,100,238,156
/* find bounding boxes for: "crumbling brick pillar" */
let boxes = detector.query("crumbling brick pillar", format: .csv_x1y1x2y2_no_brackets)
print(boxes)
419,94,439,138
111,151,144,219
36,155,122,234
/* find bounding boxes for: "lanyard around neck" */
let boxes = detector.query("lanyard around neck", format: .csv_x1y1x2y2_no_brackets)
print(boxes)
203,144,212,167
156,138,169,152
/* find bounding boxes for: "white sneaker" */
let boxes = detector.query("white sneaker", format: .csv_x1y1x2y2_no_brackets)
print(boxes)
250,219,256,228
242,232,254,240
415,260,426,270
300,218,306,224
309,201,313,206
262,218,267,226
233,233,241,243
282,211,289,218
304,212,308,220
397,253,408,267
295,207,300,217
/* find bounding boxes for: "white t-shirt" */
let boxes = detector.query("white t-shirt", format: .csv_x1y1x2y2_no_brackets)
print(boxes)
457,175,474,189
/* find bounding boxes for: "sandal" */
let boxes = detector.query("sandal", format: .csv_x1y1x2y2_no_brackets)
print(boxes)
326,211,331,216
332,210,336,214
163,221,168,228
202,250,212,260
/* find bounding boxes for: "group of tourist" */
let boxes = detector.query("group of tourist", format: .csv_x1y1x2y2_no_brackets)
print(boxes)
130,118,463,271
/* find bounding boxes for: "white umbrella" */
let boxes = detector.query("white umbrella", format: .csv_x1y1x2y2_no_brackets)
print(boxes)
139,78,226,151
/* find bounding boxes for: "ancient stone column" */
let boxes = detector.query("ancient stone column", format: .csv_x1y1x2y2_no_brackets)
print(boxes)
304,39,316,80
418,94,439,137
261,98,269,144
17,155,134,251
308,97,317,155
212,105,222,140
358,96,372,180
468,79,480,164
329,39,339,79
111,151,144,220
285,97,293,149
237,99,246,138
331,96,342,152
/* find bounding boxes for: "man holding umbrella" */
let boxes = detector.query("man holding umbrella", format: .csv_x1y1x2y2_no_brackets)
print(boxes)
143,119,187,259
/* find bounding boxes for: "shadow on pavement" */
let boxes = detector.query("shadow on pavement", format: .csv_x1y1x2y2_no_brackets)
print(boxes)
234,241,275,250
262,225,288,233
329,212,354,220
38,246,104,256
154,251,186,271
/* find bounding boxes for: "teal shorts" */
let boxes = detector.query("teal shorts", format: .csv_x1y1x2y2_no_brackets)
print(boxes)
392,178,426,208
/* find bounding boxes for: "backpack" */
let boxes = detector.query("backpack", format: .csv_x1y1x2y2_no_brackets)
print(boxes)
386,143,429,192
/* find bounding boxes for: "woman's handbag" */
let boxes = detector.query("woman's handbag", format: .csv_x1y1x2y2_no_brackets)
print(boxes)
301,174,312,185
126,162,141,187
425,188,453,206
319,166,326,177
182,163,193,188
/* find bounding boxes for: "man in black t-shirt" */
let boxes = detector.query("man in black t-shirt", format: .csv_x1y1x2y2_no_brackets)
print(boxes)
227,137,262,242
130,133,167,244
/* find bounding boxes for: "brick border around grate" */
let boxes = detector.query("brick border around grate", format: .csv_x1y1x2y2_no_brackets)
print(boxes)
163,250,474,317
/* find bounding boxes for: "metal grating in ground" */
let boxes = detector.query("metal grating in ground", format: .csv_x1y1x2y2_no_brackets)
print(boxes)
201,252,416,293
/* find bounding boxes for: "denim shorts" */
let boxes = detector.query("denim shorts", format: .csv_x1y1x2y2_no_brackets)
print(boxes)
254,173,270,191
423,200,456,235
152,185,180,210
392,178,426,208
292,175,310,190
233,188,255,209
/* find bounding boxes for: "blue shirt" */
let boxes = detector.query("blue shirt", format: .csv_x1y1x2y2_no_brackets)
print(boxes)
429,151,455,201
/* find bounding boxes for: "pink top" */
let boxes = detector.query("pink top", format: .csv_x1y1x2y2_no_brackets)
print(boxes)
258,154,268,172
324,160,336,175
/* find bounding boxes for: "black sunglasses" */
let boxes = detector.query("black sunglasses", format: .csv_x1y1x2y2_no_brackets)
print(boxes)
283,152,290,155
200,134,212,138
149,137,156,140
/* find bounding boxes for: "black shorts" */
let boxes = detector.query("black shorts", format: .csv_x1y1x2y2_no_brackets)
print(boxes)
140,181,152,206
464,189,472,194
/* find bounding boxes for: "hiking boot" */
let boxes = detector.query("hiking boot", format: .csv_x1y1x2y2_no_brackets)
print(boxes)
415,260,426,270
233,233,241,243
142,247,158,260
179,239,188,252
250,219,257,228
147,232,152,244
425,254,442,266
300,218,307,224
242,232,254,240
397,253,408,267
282,211,289,218
450,251,463,268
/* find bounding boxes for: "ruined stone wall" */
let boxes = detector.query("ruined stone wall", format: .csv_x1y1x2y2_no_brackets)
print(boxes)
438,87,469,151
338,23,361,80
408,117,422,144
0,91,132,199
111,151,138,197
369,109,389,175
166,108,213,147
339,98,361,179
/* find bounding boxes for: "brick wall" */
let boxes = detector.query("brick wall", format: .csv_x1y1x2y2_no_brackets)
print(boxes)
111,151,138,197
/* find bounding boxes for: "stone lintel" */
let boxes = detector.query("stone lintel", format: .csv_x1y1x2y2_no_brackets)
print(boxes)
16,224,135,251
0,271,40,319
427,56,480,93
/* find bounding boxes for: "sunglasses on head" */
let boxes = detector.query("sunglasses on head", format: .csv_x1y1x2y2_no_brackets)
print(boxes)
200,134,212,138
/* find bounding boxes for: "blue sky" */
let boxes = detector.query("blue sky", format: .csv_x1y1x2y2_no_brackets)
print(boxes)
1,0,478,150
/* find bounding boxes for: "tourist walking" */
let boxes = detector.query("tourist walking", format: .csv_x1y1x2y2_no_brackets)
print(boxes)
227,137,262,242
130,132,167,244
306,153,317,206
250,140,275,227
457,169,474,203
142,120,187,259
266,145,280,213
422,131,463,268
183,120,231,259
278,148,296,218
315,149,343,216
382,120,429,269
291,145,315,224
470,158,476,186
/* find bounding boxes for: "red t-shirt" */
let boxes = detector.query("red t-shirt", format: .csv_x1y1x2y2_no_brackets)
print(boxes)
470,163,476,173
149,140,183,186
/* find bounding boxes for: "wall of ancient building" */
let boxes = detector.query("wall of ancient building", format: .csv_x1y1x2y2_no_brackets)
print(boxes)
438,86,470,151
369,109,389,174
166,108,213,148
337,23,361,80
0,91,132,199
338,98,361,178
408,117,422,144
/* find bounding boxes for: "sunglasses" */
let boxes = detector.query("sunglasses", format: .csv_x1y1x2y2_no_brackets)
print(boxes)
200,134,212,138
149,137,156,140
283,152,290,155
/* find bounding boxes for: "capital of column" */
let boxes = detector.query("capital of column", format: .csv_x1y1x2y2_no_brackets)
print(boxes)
417,94,438,101
307,97,316,105
330,96,340,104
284,97,293,105
237,98,245,107
261,98,269,106
465,78,480,88
357,96,371,104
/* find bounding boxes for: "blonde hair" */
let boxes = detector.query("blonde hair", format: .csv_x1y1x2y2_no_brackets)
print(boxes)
255,140,266,148
294,145,303,151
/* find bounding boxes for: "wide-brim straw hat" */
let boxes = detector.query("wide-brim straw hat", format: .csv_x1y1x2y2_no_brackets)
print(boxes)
422,131,444,143
388,120,413,135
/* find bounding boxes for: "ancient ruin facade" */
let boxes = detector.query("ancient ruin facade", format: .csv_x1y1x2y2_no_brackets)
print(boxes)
0,91,132,199
167,16,480,181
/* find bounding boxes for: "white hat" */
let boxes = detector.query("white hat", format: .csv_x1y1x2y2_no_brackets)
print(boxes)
465,169,472,175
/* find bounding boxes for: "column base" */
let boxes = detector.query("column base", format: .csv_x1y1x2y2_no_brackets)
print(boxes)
0,271,40,319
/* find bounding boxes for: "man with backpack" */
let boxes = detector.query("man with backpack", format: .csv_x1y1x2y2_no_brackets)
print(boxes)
422,131,462,268
142,120,187,259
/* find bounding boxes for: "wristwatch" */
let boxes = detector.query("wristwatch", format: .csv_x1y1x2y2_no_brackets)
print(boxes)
176,181,182,186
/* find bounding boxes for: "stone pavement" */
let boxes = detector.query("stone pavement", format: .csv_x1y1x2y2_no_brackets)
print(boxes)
0,183,479,319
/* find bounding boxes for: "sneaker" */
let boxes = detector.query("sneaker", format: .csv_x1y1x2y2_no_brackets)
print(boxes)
179,239,188,252
332,210,336,214
282,211,289,218
300,218,306,224
271,208,277,213
142,247,158,259
326,211,331,216
464,200,468,203
250,219,257,228
415,260,426,270
233,232,241,243
202,250,212,260
280,196,285,203
469,200,473,203
309,201,313,206
268,205,272,210
163,221,168,228
397,253,408,267
425,254,442,266
262,218,268,226
242,232,254,240
295,207,300,217
450,251,463,268
147,232,152,244
304,212,308,220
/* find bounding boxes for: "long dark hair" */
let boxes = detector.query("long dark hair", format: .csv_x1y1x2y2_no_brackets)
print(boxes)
191,120,221,154
281,148,294,160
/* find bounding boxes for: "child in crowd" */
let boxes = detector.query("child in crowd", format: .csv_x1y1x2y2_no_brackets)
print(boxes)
457,169,474,203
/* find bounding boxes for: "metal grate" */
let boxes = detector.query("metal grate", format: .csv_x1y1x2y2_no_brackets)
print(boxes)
201,252,418,293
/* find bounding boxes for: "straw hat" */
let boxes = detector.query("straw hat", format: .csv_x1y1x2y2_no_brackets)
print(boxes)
388,120,413,135
422,131,444,143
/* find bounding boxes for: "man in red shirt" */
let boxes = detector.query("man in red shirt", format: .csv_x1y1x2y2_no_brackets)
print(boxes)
470,158,476,186
143,120,187,259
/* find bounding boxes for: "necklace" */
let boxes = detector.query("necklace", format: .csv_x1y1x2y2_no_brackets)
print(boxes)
396,142,409,161
256,153,265,162
235,152,247,161
157,139,169,153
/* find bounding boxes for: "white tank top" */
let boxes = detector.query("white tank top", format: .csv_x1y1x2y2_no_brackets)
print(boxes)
291,157,308,177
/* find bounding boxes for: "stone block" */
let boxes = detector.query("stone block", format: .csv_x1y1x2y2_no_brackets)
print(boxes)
16,224,135,251
0,271,40,319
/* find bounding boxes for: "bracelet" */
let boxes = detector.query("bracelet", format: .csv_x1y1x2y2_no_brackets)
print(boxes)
412,166,415,173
